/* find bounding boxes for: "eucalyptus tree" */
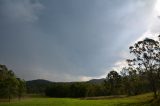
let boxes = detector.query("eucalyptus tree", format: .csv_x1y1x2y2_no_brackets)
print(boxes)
127,37,160,98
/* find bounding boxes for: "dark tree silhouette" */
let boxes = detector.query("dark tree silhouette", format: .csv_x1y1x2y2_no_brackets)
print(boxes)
107,70,121,95
127,37,160,98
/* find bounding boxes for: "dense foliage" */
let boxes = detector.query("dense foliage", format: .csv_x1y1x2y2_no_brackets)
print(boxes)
26,79,52,94
45,82,107,98
44,70,151,98
0,65,26,101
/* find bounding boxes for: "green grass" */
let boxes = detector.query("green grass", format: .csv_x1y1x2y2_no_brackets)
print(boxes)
0,93,156,106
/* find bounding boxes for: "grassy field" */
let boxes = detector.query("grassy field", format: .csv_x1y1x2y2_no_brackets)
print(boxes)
0,93,156,106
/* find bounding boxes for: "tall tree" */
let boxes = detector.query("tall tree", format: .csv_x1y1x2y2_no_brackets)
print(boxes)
127,37,160,98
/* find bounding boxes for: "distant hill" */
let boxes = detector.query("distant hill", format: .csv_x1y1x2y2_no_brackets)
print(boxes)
26,79,53,94
26,78,105,94
88,78,105,84
26,78,105,85
27,79,53,85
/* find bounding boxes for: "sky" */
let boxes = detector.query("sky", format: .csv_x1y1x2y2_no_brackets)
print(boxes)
0,0,160,82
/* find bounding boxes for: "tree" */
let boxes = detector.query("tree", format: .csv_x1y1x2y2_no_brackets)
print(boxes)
0,64,26,101
4,73,19,102
17,78,26,100
120,67,132,95
106,70,121,95
0,66,18,102
127,37,160,98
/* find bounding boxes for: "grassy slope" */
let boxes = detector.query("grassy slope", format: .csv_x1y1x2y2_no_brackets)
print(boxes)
0,93,155,106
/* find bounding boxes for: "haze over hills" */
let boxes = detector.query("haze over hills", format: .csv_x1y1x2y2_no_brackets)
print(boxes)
27,78,105,85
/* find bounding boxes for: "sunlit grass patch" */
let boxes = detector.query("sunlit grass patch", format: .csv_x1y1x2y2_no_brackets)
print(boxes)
0,93,155,106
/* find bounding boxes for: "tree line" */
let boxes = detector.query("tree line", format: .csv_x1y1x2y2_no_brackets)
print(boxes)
44,69,151,98
45,82,107,98
0,65,26,101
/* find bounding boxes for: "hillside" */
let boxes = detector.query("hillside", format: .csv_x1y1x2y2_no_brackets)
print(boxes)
26,79,53,94
26,78,105,94
87,78,105,84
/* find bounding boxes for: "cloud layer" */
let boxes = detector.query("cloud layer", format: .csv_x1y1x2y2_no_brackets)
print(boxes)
0,0,158,81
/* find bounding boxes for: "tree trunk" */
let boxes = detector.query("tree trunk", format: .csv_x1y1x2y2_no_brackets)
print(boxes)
149,72,158,99
18,95,21,101
152,82,158,99
8,96,11,102
154,90,157,99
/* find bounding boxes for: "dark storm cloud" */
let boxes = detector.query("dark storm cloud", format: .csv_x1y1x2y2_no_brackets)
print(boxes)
0,0,156,81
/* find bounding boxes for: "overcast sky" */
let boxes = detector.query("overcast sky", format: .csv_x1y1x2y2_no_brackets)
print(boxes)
0,0,160,82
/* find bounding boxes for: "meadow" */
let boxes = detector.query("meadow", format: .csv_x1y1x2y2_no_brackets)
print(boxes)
0,93,156,106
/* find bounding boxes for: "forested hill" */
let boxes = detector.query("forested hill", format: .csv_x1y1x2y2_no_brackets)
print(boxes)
27,78,105,84
26,79,53,94
87,78,105,84
26,79,105,94
26,78,105,85
27,79,53,85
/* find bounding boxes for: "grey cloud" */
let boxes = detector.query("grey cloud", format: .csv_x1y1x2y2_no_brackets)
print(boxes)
0,0,44,22
0,0,157,81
